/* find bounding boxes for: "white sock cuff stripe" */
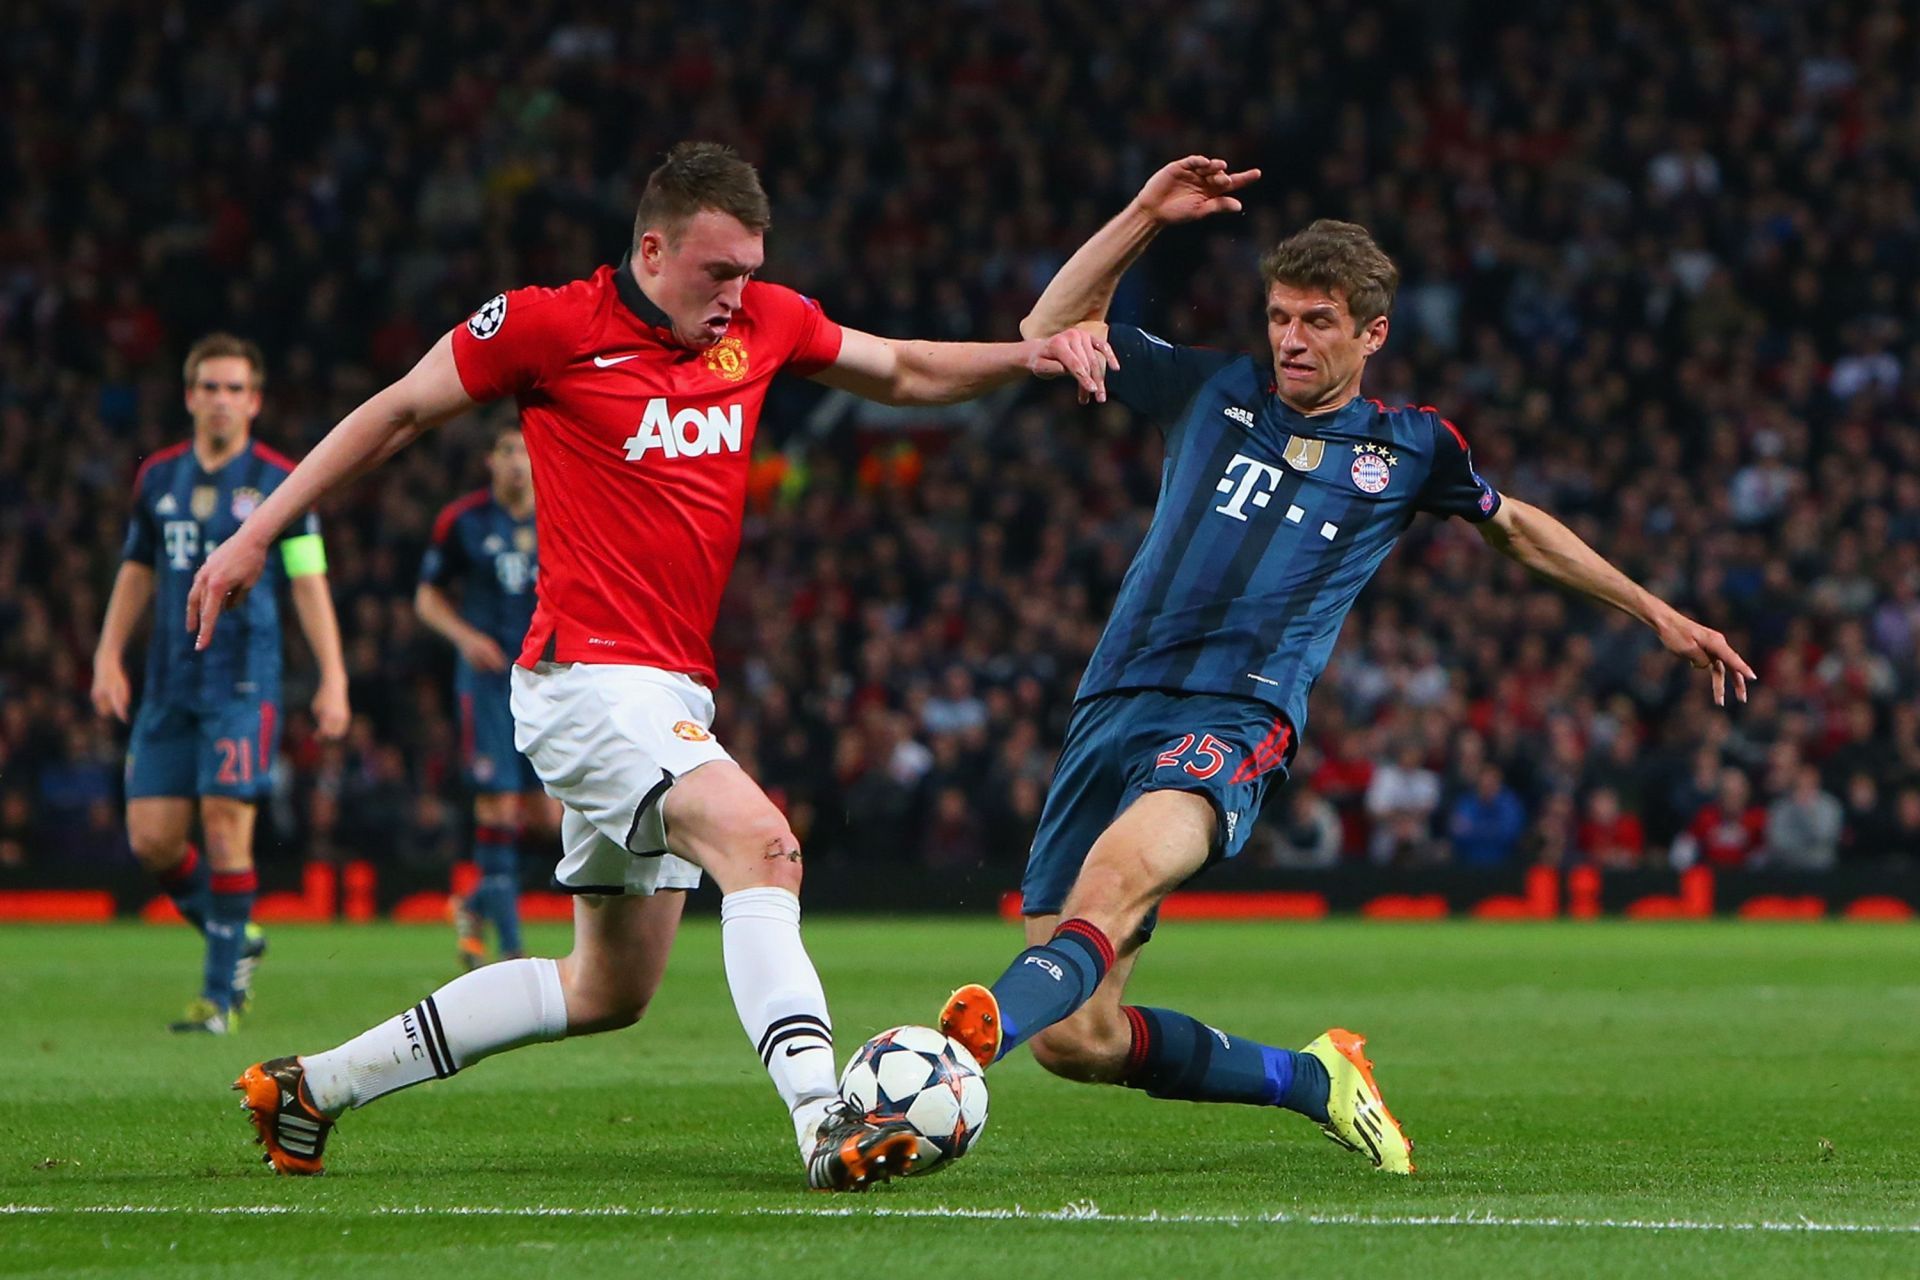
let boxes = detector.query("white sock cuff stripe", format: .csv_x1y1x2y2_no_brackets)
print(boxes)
719,886,802,925
415,999,455,1078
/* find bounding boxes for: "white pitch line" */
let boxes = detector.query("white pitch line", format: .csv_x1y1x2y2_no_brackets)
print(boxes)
4,1202,1919,1235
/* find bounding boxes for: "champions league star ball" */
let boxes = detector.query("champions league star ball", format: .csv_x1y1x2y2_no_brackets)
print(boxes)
838,1025,989,1173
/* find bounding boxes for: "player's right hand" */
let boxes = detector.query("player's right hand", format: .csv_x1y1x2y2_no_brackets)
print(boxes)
459,634,511,674
187,535,269,651
1132,156,1262,226
1031,327,1119,404
90,657,131,722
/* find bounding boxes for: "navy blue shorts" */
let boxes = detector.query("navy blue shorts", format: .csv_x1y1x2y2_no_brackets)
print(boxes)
459,670,541,795
1021,690,1296,930
126,697,279,801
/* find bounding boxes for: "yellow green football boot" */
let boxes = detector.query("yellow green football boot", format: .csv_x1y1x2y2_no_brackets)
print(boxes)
1301,1028,1414,1174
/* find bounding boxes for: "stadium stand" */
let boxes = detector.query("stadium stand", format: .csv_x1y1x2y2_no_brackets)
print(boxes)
3,0,1917,893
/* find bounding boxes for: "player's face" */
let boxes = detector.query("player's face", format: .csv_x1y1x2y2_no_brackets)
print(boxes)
1265,282,1388,414
489,431,532,501
636,209,765,349
183,355,262,445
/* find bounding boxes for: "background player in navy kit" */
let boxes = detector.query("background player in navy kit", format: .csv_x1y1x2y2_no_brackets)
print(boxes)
938,158,1758,1172
416,426,560,970
91,333,350,1033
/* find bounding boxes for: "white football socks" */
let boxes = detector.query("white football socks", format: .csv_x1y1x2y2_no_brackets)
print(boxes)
720,887,839,1152
300,957,568,1117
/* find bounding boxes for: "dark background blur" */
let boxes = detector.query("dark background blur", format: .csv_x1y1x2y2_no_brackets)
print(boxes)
4,0,1918,892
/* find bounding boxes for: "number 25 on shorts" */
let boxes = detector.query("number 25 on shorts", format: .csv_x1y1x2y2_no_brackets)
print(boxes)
1154,733,1236,780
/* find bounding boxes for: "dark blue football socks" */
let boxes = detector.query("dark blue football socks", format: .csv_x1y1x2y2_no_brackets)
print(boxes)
157,843,211,932
472,824,524,955
204,869,257,1013
986,918,1116,1060
1121,1006,1330,1123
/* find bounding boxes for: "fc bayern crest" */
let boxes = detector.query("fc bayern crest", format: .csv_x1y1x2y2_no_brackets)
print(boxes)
231,486,263,519
467,293,507,340
1351,452,1392,494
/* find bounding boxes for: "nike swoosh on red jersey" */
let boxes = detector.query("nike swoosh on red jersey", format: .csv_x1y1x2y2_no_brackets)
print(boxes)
592,354,640,368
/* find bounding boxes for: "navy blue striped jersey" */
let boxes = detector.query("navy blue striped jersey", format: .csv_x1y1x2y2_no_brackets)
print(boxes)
1079,324,1502,737
420,491,539,664
121,439,320,707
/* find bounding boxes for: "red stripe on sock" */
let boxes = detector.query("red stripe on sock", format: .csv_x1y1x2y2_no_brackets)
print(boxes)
1121,1005,1152,1079
158,844,201,889
1053,917,1116,971
210,871,257,895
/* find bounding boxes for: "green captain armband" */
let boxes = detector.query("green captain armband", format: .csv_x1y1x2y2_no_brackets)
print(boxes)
280,533,328,577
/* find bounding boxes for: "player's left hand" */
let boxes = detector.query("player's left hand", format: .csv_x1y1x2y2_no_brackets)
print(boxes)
1132,156,1263,226
1655,611,1755,707
1031,328,1119,403
188,534,269,650
312,678,350,741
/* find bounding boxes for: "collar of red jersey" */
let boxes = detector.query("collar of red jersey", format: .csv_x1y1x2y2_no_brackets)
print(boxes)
613,253,677,337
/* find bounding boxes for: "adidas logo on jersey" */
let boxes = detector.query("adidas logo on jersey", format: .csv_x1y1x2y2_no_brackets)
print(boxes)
1224,406,1254,429
623,399,744,461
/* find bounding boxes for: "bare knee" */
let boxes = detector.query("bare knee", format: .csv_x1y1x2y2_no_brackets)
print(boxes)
556,953,652,1035
198,803,256,872
1029,1021,1130,1085
688,808,804,895
128,827,187,873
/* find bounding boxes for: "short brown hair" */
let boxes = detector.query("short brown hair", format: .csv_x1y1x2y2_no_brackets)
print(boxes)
1259,219,1399,330
632,141,771,249
182,332,266,389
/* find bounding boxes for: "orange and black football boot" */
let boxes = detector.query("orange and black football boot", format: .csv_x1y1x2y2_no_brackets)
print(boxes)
805,1101,919,1191
233,1056,334,1175
937,983,1003,1069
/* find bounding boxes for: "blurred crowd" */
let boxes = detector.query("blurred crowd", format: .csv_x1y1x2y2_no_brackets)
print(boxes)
5,0,1920,882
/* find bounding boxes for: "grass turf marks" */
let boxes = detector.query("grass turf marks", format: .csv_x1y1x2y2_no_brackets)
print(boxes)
1,919,1915,1277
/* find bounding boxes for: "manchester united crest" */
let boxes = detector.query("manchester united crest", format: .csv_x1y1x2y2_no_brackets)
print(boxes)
703,335,749,383
672,720,713,742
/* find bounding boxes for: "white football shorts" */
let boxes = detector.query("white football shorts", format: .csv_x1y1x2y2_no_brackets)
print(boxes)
510,661,724,895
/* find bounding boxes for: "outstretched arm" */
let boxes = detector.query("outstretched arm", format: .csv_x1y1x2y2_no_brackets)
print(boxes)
1022,155,1260,340
1476,496,1756,706
188,334,476,649
809,327,1117,406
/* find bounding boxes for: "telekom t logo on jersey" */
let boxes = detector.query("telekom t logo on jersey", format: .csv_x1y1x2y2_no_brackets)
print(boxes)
1214,452,1286,521
623,398,744,461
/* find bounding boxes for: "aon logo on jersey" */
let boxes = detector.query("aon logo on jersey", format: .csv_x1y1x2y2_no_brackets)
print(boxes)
623,399,743,461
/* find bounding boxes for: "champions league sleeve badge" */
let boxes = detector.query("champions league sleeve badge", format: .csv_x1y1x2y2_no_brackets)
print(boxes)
467,293,507,340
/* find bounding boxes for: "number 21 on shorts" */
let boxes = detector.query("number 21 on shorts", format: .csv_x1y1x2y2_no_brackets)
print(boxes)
215,737,253,785
1154,733,1236,780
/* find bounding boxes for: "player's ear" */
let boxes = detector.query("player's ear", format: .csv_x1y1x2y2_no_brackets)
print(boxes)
1362,314,1389,355
637,229,668,270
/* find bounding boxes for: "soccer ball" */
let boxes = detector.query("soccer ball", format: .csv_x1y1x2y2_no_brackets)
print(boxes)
838,1024,988,1173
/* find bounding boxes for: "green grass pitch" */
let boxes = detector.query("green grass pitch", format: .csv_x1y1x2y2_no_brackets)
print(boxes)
2,918,1916,1277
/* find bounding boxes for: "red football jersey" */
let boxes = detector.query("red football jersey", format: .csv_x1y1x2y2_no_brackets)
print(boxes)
450,261,843,681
